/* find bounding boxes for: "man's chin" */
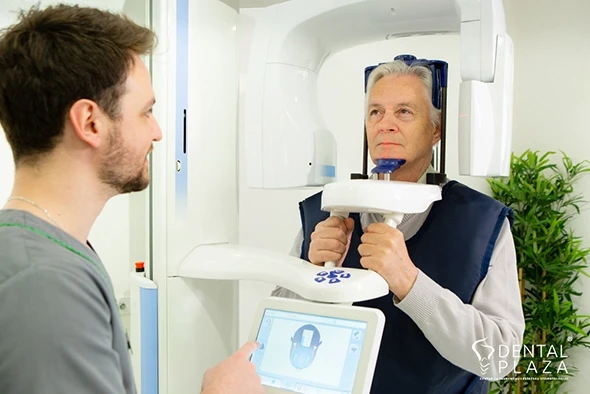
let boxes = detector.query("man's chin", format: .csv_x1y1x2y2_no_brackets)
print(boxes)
113,176,150,194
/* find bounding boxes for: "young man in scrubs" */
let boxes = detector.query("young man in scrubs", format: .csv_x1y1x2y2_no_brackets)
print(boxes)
0,5,263,394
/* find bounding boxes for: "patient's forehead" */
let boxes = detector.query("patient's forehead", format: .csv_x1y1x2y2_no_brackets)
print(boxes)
370,74,427,107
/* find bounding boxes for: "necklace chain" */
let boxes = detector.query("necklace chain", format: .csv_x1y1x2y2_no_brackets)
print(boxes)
6,196,61,228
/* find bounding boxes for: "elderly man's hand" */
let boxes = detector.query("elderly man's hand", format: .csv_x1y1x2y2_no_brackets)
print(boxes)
358,223,418,300
309,217,355,266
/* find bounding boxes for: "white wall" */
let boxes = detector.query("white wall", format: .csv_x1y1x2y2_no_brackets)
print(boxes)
0,137,14,205
238,0,590,392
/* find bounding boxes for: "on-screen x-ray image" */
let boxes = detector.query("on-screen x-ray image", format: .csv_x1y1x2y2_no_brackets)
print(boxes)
290,324,323,370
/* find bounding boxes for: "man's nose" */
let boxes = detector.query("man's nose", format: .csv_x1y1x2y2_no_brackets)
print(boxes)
378,111,399,133
152,118,163,142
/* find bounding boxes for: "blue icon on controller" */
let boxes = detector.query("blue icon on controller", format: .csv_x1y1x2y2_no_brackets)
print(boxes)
314,270,352,284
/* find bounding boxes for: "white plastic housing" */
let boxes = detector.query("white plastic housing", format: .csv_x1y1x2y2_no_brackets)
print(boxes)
256,63,337,188
322,179,442,215
149,0,241,392
241,0,514,188
454,0,507,82
458,33,514,176
177,243,390,304
321,179,442,268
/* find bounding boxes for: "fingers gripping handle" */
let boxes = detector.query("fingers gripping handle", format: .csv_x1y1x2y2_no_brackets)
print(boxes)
322,211,403,267
325,211,349,268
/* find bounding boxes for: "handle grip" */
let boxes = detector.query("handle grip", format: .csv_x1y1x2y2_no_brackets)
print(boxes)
323,212,404,267
325,211,349,268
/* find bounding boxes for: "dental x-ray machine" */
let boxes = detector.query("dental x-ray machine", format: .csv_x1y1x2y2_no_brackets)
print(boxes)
141,0,514,393
0,0,511,393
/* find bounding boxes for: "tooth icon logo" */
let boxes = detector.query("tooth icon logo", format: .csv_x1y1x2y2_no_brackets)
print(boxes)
472,338,495,376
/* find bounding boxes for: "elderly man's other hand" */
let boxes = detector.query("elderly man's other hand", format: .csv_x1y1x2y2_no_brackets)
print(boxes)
309,217,355,266
358,223,418,300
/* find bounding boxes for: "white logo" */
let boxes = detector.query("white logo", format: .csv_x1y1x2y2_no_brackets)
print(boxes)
472,337,495,375
469,340,571,381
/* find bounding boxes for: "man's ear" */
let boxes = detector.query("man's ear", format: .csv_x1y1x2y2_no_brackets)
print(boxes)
67,99,108,148
432,120,442,145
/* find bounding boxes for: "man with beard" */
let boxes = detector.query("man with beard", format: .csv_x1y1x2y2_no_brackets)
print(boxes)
0,4,262,394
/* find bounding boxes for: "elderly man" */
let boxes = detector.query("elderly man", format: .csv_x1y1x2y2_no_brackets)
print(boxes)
273,60,525,394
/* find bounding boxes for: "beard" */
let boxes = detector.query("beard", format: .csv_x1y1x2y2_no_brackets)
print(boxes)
98,125,150,194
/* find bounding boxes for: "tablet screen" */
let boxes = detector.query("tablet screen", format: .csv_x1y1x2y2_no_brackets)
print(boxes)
250,308,368,394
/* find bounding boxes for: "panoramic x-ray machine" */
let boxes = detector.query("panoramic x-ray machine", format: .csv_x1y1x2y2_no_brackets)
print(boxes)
0,0,512,393
136,0,514,393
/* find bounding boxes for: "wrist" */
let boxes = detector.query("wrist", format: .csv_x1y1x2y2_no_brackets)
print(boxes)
391,266,418,301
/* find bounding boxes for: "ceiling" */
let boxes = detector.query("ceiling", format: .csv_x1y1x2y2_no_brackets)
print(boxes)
0,0,286,28
2,0,124,12
1,0,124,27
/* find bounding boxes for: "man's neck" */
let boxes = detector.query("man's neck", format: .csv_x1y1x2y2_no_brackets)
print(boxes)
418,164,435,184
390,159,432,183
3,160,111,245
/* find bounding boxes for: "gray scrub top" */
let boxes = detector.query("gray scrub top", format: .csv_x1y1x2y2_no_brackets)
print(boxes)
0,209,136,394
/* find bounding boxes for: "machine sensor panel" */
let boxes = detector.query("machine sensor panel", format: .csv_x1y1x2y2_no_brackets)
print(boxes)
251,308,368,394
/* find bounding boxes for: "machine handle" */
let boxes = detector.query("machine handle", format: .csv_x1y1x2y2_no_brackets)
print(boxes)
383,213,404,228
324,212,403,267
325,210,349,268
